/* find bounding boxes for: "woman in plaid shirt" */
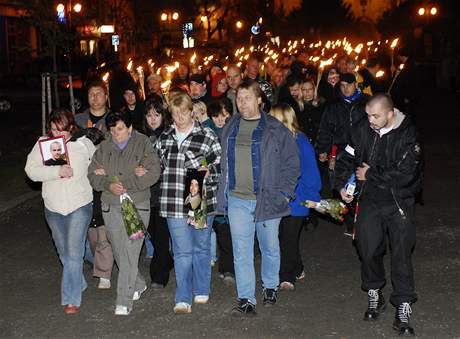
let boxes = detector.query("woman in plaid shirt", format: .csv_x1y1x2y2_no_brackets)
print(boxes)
154,92,221,314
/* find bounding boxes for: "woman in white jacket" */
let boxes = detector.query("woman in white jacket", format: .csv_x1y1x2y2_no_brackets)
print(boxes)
25,109,95,314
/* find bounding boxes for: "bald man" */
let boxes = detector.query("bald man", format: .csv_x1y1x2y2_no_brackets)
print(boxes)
334,93,422,336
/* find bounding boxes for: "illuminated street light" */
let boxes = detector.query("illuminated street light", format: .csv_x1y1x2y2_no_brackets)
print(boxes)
236,20,243,29
430,7,438,15
418,7,425,16
161,13,168,21
172,12,179,20
73,3,82,13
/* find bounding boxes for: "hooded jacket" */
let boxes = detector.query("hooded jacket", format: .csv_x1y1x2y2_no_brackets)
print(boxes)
334,109,423,201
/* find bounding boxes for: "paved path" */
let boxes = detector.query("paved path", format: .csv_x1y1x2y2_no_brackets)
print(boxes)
1,91,459,338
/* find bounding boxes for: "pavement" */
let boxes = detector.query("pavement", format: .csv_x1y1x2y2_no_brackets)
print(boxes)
0,90,459,338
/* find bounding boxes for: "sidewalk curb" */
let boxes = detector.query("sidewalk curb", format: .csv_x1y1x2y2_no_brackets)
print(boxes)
0,191,41,214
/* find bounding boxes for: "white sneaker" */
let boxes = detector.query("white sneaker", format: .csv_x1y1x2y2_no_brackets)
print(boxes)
133,286,147,301
194,295,209,304
173,302,192,314
114,305,131,315
98,278,111,289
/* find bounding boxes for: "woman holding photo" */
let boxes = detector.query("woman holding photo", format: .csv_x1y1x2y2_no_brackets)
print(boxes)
25,108,96,314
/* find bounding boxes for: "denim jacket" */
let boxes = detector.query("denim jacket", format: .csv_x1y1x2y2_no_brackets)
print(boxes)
216,111,300,222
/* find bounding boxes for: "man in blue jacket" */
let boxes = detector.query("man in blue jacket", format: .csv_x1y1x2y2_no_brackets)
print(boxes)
216,80,300,317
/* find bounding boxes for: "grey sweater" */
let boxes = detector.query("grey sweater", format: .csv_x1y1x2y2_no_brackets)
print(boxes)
88,131,161,206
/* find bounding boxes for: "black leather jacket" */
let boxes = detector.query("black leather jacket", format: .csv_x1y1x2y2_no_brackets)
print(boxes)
334,110,423,201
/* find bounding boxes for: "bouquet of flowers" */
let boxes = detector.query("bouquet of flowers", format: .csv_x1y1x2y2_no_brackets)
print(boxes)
112,176,146,240
302,199,349,222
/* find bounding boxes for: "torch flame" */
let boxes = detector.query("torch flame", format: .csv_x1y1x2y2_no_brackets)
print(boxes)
376,70,385,78
102,72,110,82
390,38,399,49
160,80,171,89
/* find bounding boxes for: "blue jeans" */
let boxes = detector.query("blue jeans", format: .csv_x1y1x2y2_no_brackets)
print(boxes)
45,203,92,307
167,216,214,305
227,195,281,305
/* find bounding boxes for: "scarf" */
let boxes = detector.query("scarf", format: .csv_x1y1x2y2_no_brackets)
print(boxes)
342,88,362,104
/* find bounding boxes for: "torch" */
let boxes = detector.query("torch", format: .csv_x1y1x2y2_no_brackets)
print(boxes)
161,80,172,106
102,72,111,108
390,38,399,77
137,66,145,100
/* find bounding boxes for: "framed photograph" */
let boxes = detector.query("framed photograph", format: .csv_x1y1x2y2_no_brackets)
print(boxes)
38,136,69,166
184,169,207,229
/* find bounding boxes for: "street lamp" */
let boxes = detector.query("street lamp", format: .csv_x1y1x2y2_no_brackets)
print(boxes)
56,3,65,13
73,3,82,13
417,5,439,16
160,12,180,23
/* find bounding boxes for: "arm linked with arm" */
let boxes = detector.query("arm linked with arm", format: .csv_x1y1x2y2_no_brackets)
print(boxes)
87,147,111,192
204,135,222,186
119,139,161,191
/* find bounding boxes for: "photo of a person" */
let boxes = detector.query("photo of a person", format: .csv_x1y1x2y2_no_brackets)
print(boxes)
44,142,67,166
39,136,69,166
184,179,202,210
184,169,207,229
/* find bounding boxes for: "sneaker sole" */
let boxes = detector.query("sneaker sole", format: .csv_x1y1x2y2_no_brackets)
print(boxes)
194,300,209,305
133,286,147,301
174,308,192,314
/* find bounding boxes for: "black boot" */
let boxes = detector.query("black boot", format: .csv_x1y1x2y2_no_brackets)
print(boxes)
363,289,386,321
393,302,415,336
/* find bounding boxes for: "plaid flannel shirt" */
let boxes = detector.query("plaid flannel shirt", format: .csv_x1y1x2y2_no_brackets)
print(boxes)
154,121,221,218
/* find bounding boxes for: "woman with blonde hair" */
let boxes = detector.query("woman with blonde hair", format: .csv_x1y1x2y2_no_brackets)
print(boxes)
269,103,321,290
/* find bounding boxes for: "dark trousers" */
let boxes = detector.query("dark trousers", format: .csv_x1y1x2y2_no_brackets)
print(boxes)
355,198,417,306
148,208,174,286
212,219,234,274
279,216,304,284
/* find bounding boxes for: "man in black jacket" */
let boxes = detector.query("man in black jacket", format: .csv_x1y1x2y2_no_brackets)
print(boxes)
315,73,369,221
316,73,369,162
335,94,422,337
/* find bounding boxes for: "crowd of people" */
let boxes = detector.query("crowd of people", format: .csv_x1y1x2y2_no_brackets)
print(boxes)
24,46,422,337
